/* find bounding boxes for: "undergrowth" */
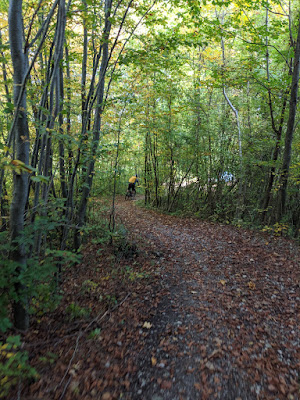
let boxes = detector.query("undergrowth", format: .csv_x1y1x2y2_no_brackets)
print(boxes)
142,189,300,242
0,336,37,398
0,198,148,398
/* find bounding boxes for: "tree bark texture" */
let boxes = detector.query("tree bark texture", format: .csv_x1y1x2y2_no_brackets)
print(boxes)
278,15,300,220
8,0,30,331
74,0,113,249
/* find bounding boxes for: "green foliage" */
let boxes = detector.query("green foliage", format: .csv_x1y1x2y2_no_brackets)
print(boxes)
0,335,37,398
111,229,139,259
104,294,118,307
88,328,101,340
1,0,300,338
85,201,112,244
0,228,80,332
30,283,62,317
65,303,91,320
85,201,139,258
81,279,99,294
261,223,289,237
38,352,58,365
123,265,149,281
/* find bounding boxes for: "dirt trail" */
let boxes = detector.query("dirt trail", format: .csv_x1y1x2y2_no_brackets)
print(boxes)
18,197,299,400
117,198,299,400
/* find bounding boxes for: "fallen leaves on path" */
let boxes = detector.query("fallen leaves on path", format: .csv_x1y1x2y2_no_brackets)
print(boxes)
118,198,299,400
7,197,299,400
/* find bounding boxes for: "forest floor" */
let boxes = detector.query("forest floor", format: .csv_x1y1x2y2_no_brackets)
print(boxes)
9,196,300,400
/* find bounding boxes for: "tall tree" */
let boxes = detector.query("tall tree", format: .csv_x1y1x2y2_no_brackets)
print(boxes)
8,0,30,330
278,14,300,220
74,0,114,249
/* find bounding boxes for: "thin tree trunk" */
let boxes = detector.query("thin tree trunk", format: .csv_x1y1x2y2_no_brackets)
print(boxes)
6,0,59,150
261,5,288,222
261,96,287,221
81,0,88,119
109,100,128,233
167,96,175,209
60,44,74,251
144,130,151,205
58,65,67,199
34,0,67,255
149,90,160,208
168,160,194,212
0,30,12,104
74,0,113,250
278,15,300,220
144,83,152,205
0,31,12,205
57,1,67,199
8,0,30,331
0,180,9,232
221,32,243,219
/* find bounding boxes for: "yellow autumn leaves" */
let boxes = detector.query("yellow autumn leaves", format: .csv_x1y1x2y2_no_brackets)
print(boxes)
219,279,256,290
0,342,15,360
0,157,35,175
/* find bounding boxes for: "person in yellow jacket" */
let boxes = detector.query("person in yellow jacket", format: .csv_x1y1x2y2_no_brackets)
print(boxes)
128,174,139,195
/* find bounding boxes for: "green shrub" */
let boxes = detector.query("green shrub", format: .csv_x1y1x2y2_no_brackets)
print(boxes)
65,303,91,320
0,229,80,332
81,280,99,294
0,335,37,398
88,328,101,340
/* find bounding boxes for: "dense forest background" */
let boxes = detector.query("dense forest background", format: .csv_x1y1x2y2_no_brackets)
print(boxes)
0,0,299,336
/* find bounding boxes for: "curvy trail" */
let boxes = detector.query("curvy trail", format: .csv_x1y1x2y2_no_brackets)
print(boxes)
117,197,299,400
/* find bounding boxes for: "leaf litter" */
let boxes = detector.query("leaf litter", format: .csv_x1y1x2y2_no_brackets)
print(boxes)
6,197,300,400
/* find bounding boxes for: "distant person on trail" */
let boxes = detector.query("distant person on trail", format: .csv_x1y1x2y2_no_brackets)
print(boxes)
128,174,139,195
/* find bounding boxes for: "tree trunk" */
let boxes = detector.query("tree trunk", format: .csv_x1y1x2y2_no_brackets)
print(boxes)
261,5,288,223
0,31,12,206
74,0,113,250
278,15,300,220
220,25,243,219
0,30,12,104
167,96,175,210
58,64,67,199
261,96,287,222
8,0,30,331
109,101,127,232
144,84,152,205
150,93,160,208
32,0,67,255
144,130,151,205
0,180,9,232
